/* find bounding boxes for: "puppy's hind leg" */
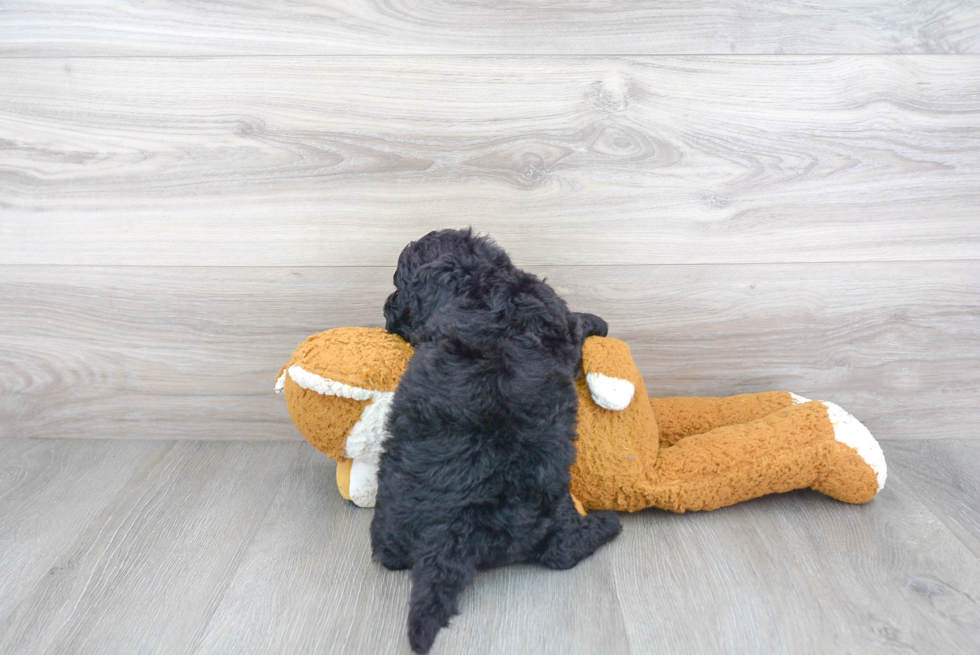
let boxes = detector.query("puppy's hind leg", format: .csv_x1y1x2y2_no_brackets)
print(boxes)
370,507,413,571
407,537,477,654
535,496,621,570
373,537,412,571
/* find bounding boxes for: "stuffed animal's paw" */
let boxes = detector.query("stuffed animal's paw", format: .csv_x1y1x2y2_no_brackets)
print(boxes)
821,401,887,492
586,372,635,411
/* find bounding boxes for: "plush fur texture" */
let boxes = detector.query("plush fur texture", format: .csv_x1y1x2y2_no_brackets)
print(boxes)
373,229,622,653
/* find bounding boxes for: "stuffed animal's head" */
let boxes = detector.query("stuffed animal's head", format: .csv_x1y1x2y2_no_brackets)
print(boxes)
277,327,660,513
275,327,414,506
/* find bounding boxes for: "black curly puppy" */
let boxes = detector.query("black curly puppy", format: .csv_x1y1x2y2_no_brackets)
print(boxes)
373,228,621,654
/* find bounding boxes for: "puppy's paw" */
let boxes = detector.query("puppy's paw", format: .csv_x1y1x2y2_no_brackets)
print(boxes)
587,510,623,546
373,543,412,571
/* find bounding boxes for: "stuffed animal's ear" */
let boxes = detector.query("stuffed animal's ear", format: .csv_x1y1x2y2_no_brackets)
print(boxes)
582,337,638,411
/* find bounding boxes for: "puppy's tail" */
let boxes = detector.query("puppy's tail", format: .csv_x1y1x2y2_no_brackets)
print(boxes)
408,542,476,654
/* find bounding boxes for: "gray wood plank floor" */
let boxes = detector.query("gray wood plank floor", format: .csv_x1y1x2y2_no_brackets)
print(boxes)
1,438,978,654
3,1,978,56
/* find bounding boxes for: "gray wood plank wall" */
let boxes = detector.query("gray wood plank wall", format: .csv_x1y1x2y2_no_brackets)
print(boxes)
1,3,977,441
3,1,979,55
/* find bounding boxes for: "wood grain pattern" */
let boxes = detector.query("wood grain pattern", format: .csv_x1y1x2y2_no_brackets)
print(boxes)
435,555,630,655
2,1,978,56
193,455,413,655
884,440,980,558
2,262,977,441
612,452,980,654
0,440,302,654
2,56,978,266
196,452,631,654
2,1,976,649
0,439,161,620
1,439,978,654
195,450,629,653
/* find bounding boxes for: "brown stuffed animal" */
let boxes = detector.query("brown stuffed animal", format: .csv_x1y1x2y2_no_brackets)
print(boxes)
276,327,886,513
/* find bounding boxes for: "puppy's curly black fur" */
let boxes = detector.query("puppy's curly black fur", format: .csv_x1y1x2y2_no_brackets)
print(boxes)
373,228,621,654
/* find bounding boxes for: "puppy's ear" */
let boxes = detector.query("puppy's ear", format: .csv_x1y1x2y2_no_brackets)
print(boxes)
504,286,578,363
399,254,460,343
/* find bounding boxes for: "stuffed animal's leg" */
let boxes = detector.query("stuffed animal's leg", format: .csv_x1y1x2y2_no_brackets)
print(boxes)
650,391,808,446
638,400,886,512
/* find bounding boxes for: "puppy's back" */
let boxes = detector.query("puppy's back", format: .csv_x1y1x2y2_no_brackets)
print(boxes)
372,233,620,654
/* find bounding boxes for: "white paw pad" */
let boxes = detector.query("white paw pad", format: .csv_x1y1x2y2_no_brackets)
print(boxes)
821,401,887,491
349,456,380,508
586,372,635,411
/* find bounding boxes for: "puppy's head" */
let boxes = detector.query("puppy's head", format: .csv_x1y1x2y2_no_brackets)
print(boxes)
384,228,511,343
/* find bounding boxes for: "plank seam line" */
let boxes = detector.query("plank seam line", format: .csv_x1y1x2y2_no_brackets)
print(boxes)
2,53,980,60
2,259,978,270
